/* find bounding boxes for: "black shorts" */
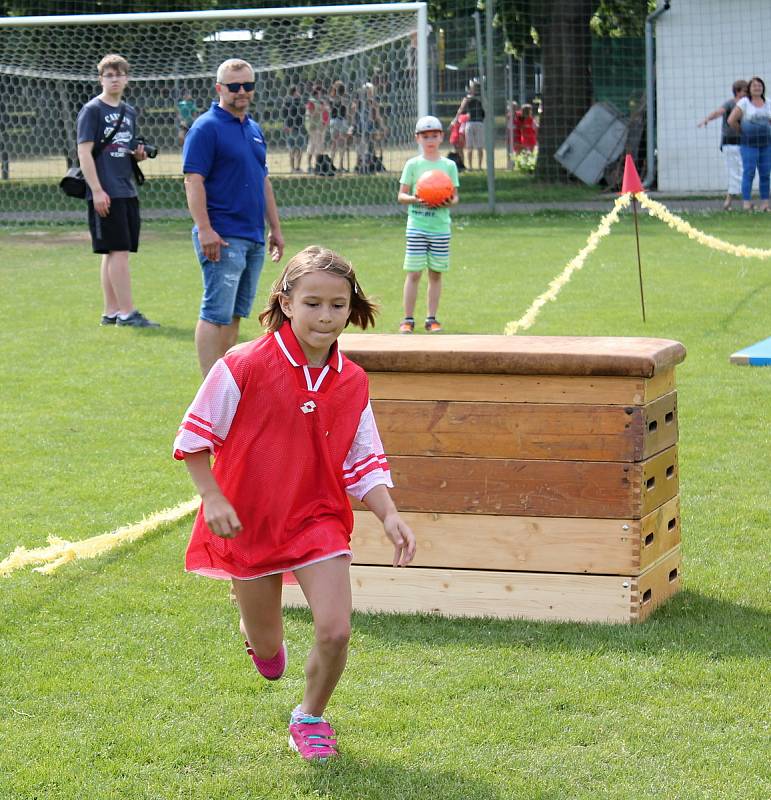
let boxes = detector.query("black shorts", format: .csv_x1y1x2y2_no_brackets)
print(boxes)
88,196,140,254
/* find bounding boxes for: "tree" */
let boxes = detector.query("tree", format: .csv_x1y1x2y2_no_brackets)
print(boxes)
529,0,595,181
592,0,654,37
495,0,654,182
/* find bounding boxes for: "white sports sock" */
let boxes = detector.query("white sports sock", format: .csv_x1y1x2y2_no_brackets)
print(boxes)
291,704,320,723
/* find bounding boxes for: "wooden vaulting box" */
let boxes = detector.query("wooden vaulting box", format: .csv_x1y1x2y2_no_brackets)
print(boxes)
283,335,686,624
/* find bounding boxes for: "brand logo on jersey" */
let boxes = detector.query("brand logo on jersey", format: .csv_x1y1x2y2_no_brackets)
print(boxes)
300,401,317,414
253,136,264,144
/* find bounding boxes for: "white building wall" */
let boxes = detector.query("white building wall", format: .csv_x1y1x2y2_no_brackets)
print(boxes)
656,0,771,192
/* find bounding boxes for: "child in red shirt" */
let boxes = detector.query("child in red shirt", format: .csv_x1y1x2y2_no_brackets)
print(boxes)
514,104,538,153
174,246,416,762
448,112,469,167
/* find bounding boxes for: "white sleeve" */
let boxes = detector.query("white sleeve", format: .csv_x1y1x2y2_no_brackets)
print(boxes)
342,401,393,500
173,359,241,459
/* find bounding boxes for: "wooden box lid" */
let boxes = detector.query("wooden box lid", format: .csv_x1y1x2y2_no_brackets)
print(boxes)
339,335,686,378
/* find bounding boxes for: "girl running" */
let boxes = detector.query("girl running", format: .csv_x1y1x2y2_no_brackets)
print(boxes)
173,245,416,762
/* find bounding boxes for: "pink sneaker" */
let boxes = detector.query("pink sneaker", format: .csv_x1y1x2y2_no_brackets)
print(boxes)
289,713,339,762
244,640,287,681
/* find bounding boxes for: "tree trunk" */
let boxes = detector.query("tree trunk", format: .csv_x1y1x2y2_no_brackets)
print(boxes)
533,0,596,182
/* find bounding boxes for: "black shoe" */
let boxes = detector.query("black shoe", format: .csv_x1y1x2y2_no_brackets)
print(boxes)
100,314,117,326
116,310,160,328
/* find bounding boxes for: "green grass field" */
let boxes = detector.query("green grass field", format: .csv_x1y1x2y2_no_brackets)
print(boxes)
1,210,769,800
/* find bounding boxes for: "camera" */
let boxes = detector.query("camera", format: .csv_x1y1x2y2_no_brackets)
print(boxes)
133,136,159,158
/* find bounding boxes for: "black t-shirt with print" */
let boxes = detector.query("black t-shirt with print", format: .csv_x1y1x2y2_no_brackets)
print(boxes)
76,97,138,199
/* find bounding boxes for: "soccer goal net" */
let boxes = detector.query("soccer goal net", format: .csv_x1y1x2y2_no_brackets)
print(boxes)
0,3,427,223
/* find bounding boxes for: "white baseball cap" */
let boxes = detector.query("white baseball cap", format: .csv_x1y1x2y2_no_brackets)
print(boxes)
415,115,443,133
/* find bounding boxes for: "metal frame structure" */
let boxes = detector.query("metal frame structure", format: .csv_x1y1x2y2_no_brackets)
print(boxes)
0,3,429,117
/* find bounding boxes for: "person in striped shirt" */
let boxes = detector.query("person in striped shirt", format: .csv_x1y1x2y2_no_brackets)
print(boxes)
397,115,459,334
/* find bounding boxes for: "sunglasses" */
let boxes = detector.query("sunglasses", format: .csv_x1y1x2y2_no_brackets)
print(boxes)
223,81,255,93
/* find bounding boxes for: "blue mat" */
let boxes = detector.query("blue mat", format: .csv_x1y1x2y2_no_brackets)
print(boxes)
730,336,771,366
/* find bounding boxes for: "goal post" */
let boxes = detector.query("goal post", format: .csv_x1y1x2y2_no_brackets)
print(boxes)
0,3,428,222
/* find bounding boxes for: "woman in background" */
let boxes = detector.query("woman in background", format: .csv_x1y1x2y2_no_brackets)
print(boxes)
728,76,771,212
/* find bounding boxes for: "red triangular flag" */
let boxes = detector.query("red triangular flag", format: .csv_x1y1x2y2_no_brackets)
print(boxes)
621,154,644,194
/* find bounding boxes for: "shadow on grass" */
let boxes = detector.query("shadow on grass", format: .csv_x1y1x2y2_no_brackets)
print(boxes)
12,538,766,665
130,323,193,342
713,278,771,333
297,755,504,800
283,589,769,660
8,529,766,666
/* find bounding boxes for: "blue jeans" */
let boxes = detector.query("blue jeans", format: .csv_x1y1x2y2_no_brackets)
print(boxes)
740,143,771,201
193,232,265,325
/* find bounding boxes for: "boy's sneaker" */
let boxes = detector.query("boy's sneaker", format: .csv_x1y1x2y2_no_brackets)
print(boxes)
424,317,443,332
399,317,415,334
289,710,338,762
100,314,117,326
244,640,287,681
116,310,160,328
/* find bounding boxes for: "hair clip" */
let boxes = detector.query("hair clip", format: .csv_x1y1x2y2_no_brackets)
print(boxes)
282,278,288,292
353,282,358,294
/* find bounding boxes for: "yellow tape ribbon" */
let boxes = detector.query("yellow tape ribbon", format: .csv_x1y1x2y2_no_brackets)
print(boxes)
0,497,200,576
504,192,771,335
504,194,631,334
637,193,771,259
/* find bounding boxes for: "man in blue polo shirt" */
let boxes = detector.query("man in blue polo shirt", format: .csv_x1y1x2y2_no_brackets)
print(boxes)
183,58,285,376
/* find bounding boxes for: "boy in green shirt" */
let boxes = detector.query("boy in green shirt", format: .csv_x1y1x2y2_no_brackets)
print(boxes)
397,115,459,333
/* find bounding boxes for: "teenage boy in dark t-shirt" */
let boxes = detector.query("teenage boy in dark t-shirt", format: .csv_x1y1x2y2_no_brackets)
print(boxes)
77,53,159,327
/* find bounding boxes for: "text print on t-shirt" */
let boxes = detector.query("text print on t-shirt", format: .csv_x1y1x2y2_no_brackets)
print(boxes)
103,111,133,157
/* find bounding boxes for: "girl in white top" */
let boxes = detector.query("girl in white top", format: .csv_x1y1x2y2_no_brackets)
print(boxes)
728,76,771,211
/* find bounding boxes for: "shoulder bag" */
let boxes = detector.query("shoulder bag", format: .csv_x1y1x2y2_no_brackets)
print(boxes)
59,103,126,199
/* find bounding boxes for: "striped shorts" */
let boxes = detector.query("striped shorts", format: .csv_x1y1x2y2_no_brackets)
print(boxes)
403,228,451,272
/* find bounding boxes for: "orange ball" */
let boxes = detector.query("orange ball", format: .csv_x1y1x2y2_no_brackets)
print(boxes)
415,169,454,207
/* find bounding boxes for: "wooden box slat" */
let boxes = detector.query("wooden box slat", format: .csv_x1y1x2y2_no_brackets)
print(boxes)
639,496,681,570
641,392,679,459
350,495,681,576
364,446,678,519
367,369,676,406
284,565,634,622
373,393,677,462
641,447,679,515
634,547,682,622
283,546,681,623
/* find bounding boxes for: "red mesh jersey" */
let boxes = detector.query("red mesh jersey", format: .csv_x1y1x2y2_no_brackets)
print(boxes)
174,322,392,580
513,113,538,152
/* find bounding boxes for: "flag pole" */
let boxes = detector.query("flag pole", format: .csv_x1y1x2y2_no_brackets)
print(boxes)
631,194,646,322
621,155,646,322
